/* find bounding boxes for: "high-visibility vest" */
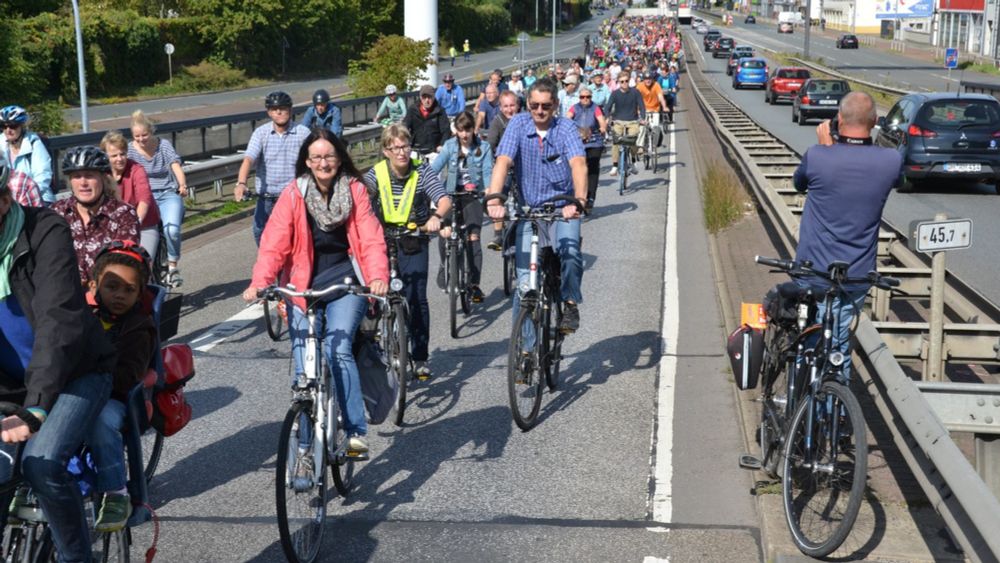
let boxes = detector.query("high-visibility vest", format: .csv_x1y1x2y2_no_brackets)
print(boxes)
374,160,420,225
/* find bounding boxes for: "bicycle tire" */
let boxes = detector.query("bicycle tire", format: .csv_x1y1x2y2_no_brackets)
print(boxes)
781,381,867,558
276,401,328,563
264,299,285,341
152,234,169,287
651,128,659,174
618,149,627,196
502,253,515,297
544,300,564,391
507,304,544,431
330,397,355,496
459,242,471,316
391,303,410,427
100,528,130,563
448,245,460,339
32,526,56,563
759,326,794,477
142,429,164,485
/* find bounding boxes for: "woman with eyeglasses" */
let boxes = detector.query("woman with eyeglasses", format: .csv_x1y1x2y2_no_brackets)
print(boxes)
567,87,608,213
243,128,389,457
0,105,53,205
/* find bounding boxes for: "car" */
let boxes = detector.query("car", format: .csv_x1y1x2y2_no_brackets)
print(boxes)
778,21,794,33
875,93,1000,193
704,30,722,51
792,79,851,125
836,34,859,48
733,58,768,89
765,67,811,104
727,47,755,75
696,23,709,34
745,15,756,24
712,37,735,58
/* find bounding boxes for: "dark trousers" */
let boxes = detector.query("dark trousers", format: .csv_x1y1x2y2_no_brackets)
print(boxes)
584,146,604,207
253,195,279,247
397,240,431,361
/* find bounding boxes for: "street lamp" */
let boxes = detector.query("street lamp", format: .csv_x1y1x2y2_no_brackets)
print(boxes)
552,0,557,68
70,0,89,133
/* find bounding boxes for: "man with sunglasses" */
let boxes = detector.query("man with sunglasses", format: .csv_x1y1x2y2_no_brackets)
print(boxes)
485,78,588,333
0,106,53,206
606,74,646,176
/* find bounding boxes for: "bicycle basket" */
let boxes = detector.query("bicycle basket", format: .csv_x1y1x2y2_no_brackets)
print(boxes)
727,324,764,390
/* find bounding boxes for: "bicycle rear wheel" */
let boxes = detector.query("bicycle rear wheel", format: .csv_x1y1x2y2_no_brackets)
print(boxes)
448,246,460,339
781,381,867,557
142,429,164,485
330,397,355,496
390,303,410,427
507,304,544,431
276,401,328,563
264,299,285,341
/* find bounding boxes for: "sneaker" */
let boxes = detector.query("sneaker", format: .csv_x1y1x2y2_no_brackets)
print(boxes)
167,267,183,288
470,285,485,303
347,435,369,455
559,302,580,334
436,267,446,290
414,361,432,381
7,487,27,524
487,235,503,251
292,452,314,492
94,493,132,533
609,165,618,176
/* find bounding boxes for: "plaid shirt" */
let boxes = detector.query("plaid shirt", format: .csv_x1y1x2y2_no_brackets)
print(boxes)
7,170,41,207
496,113,585,207
52,195,140,284
244,123,310,196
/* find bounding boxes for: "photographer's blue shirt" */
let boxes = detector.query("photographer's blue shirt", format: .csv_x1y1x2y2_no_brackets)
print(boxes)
0,295,33,381
793,141,902,287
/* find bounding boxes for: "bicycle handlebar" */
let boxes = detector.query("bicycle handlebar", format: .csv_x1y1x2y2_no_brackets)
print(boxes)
754,256,901,291
484,193,583,216
259,281,386,303
0,402,42,434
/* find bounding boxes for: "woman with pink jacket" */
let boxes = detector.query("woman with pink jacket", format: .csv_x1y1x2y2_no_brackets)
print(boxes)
243,129,388,456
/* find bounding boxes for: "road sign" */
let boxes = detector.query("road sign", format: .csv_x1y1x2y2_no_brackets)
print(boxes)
518,32,530,43
945,48,959,69
909,218,972,253
164,43,175,55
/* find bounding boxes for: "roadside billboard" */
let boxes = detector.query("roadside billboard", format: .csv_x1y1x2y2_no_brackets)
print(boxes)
876,0,934,19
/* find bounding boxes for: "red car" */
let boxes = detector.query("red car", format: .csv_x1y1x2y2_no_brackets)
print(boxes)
765,67,811,105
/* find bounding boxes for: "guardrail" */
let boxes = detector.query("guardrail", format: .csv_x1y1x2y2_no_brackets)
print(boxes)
683,34,1000,562
962,79,1000,100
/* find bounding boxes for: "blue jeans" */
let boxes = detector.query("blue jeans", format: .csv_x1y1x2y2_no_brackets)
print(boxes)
0,371,112,563
396,240,431,361
806,288,868,382
289,294,368,436
85,399,127,493
253,196,279,247
512,218,583,349
153,189,184,262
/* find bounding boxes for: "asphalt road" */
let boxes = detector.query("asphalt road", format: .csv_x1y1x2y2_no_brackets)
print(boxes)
689,26,1000,307
123,88,762,561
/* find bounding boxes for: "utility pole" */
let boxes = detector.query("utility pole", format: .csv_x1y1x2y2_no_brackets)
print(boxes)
71,0,89,133
552,0,557,68
405,0,439,87
804,0,812,58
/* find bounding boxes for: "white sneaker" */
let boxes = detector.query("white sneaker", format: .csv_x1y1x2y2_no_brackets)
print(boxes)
167,268,183,288
609,166,618,176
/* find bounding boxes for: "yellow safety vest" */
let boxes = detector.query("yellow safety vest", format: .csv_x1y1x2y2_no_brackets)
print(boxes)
374,160,420,225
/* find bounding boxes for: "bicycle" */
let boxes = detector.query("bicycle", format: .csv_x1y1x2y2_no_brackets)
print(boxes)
442,191,484,339
260,282,381,563
641,113,661,173
382,225,424,425
610,129,638,196
743,256,899,557
486,194,582,431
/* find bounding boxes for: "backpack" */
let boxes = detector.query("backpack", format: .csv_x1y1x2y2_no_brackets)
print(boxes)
149,343,195,436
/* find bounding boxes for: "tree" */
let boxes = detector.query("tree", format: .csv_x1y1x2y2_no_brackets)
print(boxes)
347,35,432,97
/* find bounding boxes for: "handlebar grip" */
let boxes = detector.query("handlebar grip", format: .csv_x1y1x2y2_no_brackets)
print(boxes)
0,403,43,433
755,256,794,270
484,193,507,205
547,194,584,212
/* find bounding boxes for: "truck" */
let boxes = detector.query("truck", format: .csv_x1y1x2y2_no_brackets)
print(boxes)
777,11,803,25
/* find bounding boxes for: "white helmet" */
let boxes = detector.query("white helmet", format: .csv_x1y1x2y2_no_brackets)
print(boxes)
385,84,398,95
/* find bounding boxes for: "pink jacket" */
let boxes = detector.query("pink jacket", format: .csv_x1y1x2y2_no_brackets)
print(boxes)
250,177,389,312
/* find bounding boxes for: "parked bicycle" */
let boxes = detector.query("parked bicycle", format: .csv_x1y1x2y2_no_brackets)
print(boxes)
486,194,582,431
442,191,484,339
742,256,900,557
260,282,382,563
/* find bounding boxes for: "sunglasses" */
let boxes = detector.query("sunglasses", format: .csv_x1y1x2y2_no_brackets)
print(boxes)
579,95,592,99
528,102,554,111
2,123,20,130
618,80,629,84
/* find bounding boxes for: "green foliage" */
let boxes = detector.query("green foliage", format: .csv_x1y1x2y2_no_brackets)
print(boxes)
136,60,257,98
26,101,67,136
701,161,750,233
4,0,62,17
441,1,513,48
348,35,433,97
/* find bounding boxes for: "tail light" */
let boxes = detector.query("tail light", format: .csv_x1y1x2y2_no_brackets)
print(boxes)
991,131,1000,138
801,96,810,105
907,124,937,138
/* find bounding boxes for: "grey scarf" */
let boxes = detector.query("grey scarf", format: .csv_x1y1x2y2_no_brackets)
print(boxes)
302,173,353,232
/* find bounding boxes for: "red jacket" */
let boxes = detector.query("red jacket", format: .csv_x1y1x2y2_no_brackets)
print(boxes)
118,159,160,230
250,177,388,312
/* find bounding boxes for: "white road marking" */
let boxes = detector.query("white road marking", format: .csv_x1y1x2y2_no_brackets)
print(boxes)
189,302,264,352
649,122,679,524
932,73,960,82
643,557,670,563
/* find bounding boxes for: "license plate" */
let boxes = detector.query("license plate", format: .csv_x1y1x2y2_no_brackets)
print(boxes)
787,82,801,87
944,163,982,173
818,99,838,105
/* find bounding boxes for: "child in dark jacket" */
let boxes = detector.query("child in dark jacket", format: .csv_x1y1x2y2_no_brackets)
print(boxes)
86,242,156,532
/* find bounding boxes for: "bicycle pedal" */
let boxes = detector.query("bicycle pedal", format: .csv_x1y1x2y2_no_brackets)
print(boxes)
738,454,763,471
345,451,370,462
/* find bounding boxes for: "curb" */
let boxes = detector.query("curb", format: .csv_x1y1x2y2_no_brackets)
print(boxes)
183,207,255,240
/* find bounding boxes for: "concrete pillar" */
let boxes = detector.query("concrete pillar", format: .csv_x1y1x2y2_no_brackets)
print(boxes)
405,0,439,87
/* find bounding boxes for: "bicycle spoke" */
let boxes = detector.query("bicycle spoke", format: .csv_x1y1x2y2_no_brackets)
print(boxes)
508,305,543,431
276,402,327,563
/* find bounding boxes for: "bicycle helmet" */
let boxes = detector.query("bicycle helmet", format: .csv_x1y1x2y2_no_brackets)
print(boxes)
312,89,330,105
0,105,28,125
385,84,398,95
61,146,112,174
264,91,293,109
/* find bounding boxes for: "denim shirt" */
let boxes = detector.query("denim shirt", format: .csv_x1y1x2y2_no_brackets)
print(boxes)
430,136,495,193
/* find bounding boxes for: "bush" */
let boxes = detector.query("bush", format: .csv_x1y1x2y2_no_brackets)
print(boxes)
136,60,251,98
348,35,433,97
27,101,67,136
442,2,513,49
702,161,750,233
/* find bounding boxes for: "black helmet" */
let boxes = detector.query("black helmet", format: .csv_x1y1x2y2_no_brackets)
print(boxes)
61,146,111,174
312,89,330,105
265,91,293,109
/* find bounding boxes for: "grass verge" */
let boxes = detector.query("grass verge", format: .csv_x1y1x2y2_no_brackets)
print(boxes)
183,199,255,229
702,161,751,233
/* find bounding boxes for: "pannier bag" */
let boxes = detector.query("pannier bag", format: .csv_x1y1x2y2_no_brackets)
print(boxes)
727,324,764,390
150,343,195,436
354,334,399,425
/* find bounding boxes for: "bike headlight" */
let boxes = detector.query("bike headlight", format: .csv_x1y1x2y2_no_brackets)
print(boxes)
390,278,404,292
829,351,845,367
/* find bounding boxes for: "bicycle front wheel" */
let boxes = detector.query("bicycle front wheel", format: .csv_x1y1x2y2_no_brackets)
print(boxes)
276,401,328,563
153,235,169,287
448,246,460,339
618,149,627,196
781,381,867,557
502,253,515,297
390,303,410,427
264,299,285,341
459,242,472,316
508,304,544,431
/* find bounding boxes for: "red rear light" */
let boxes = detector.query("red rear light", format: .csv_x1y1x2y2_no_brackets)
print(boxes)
992,131,1000,138
907,124,937,138
801,96,810,105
